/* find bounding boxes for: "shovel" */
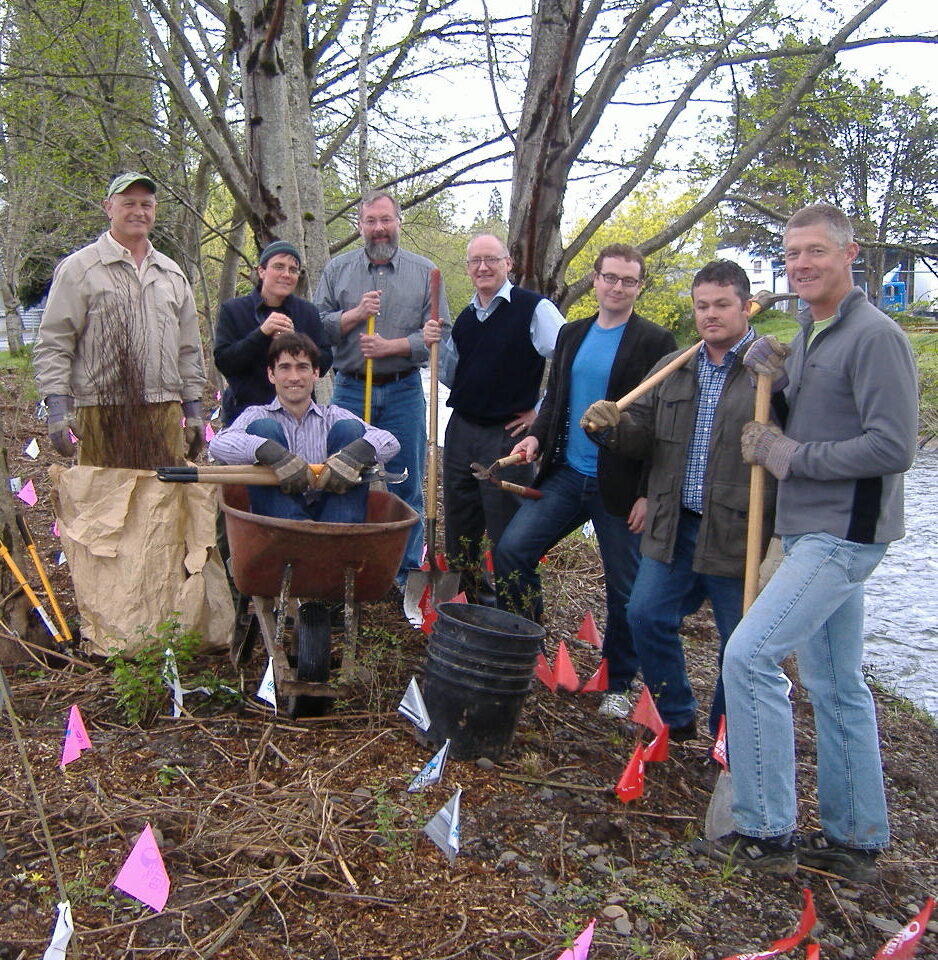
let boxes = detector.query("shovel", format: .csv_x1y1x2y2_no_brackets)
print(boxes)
704,370,773,840
404,269,460,626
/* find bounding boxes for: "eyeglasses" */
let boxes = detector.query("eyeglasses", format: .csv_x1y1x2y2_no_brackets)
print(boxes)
598,273,641,288
361,216,399,228
266,264,300,276
467,256,508,268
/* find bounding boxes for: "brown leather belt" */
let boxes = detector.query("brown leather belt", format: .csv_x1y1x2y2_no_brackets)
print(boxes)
341,367,417,386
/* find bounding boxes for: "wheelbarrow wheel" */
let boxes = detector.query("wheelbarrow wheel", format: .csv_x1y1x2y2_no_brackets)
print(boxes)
287,601,332,718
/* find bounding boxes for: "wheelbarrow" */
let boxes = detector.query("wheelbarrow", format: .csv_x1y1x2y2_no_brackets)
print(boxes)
219,485,418,717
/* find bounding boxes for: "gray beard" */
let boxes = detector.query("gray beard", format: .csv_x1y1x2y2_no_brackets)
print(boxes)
366,239,398,262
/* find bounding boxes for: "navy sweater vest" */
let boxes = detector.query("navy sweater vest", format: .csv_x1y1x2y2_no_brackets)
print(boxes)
448,287,547,424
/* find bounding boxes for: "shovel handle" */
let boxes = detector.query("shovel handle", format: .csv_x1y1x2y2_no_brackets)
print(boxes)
363,314,375,423
583,341,702,432
427,269,442,524
743,373,772,612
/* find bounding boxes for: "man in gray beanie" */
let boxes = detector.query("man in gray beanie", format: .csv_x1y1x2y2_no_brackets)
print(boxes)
214,240,332,426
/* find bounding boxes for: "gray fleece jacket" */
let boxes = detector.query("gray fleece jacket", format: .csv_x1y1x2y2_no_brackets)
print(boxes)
776,287,918,543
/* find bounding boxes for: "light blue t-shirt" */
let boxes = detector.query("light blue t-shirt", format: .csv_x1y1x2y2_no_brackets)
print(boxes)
565,321,626,475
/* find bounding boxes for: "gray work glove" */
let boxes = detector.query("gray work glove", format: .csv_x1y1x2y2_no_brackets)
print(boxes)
46,394,79,458
579,399,630,433
182,400,205,461
315,438,377,495
254,439,311,494
741,421,799,480
743,335,791,392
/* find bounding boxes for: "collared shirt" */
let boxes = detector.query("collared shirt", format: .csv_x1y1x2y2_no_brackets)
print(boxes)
437,280,565,386
101,230,155,279
681,327,755,513
314,246,451,375
209,398,400,468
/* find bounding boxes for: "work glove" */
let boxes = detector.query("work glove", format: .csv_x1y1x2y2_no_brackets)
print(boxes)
46,394,79,458
743,335,791,391
254,439,311,494
579,399,622,433
182,400,205,461
315,438,377,495
741,421,799,480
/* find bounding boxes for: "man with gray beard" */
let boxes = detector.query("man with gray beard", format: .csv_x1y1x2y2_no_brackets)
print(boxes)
314,190,451,585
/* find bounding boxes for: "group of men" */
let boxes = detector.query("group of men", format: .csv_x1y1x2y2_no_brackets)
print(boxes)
33,173,918,884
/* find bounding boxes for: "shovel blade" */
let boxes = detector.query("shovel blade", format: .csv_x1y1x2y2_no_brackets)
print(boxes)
704,770,734,840
403,569,462,628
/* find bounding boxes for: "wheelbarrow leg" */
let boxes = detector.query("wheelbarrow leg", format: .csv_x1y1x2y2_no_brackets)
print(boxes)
341,565,359,675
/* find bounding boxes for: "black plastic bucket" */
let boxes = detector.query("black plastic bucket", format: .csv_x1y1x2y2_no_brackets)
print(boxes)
421,602,546,760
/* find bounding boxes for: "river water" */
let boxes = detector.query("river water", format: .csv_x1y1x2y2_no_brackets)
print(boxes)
864,449,938,720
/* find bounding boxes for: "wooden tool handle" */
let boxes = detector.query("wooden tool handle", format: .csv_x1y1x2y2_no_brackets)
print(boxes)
427,269,442,523
743,374,772,612
583,341,701,432
497,480,542,500
494,452,526,470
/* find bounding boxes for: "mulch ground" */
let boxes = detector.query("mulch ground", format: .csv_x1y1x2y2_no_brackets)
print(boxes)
1,362,936,960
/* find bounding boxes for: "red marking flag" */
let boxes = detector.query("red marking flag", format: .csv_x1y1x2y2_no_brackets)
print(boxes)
722,889,816,960
580,658,609,693
874,898,934,959
535,652,557,691
576,611,602,648
631,686,664,734
554,640,580,692
713,714,729,770
615,744,644,803
643,724,670,763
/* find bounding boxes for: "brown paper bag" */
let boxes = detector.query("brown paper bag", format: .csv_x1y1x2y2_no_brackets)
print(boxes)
50,465,233,656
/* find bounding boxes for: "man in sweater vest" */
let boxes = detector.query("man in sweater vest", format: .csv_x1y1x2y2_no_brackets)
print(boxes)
423,234,564,604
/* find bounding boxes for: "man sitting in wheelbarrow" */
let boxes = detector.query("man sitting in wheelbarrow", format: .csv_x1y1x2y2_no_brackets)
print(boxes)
209,332,400,523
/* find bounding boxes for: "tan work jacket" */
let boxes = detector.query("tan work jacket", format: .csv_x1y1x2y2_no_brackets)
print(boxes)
34,233,205,406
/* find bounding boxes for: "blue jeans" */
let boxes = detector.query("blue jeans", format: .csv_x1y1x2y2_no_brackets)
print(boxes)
495,464,641,692
245,418,369,523
628,511,743,735
333,371,426,577
723,532,889,847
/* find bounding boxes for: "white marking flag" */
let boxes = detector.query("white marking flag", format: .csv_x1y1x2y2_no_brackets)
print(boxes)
424,788,461,863
42,901,74,959
256,657,278,711
398,676,431,731
408,739,450,792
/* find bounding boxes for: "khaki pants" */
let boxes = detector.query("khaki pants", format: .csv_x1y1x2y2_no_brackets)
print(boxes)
76,401,186,469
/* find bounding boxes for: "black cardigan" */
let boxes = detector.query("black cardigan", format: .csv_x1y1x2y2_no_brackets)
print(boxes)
530,311,676,517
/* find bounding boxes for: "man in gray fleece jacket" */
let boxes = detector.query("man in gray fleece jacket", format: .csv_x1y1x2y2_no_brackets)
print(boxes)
697,204,918,881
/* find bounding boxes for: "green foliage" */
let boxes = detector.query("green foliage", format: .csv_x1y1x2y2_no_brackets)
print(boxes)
106,615,200,726
370,783,429,862
565,187,719,335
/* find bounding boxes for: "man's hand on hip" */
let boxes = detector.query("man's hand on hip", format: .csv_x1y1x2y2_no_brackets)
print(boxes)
506,409,536,438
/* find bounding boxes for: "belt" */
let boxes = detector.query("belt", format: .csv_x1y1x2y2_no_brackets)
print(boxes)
341,367,417,386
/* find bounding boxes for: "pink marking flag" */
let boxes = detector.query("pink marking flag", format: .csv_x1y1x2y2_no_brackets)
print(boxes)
204,423,216,442
615,744,644,803
580,658,608,693
874,898,934,959
553,640,580,692
16,479,38,506
113,823,170,912
59,704,92,769
643,724,669,763
712,714,729,770
451,591,468,604
52,520,59,538
722,889,816,960
535,652,557,691
556,918,595,960
576,610,602,648
631,686,664,735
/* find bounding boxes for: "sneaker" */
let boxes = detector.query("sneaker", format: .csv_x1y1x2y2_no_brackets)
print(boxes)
692,830,798,875
598,692,632,719
798,831,880,883
670,719,698,742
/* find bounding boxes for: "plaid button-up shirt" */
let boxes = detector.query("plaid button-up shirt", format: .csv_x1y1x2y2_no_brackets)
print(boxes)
680,328,755,513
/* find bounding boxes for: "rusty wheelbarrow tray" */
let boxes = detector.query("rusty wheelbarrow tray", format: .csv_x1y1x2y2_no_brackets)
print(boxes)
220,485,419,716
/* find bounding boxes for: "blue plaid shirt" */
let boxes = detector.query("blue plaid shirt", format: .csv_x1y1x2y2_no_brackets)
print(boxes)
681,328,755,513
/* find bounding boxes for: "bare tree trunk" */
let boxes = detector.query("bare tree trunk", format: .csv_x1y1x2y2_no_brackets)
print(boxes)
357,1,378,194
0,260,25,356
230,0,329,293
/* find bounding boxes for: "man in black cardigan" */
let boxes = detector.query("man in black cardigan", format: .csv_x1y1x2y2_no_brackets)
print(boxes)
214,241,333,426
495,243,675,718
